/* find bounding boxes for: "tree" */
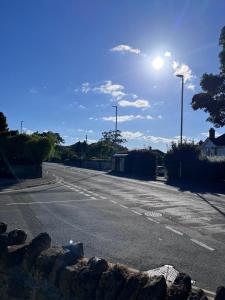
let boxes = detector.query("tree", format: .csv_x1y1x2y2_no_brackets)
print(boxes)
191,26,225,127
33,131,64,145
101,130,126,145
0,112,9,132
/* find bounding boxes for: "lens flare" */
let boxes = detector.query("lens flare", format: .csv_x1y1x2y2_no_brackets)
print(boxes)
152,56,164,70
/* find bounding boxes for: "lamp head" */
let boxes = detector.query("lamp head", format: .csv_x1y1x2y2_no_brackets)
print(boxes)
176,74,184,78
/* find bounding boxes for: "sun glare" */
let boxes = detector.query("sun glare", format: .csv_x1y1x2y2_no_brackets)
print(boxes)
152,56,164,70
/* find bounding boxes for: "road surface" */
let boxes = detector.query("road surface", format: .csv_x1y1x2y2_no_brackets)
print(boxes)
0,162,225,291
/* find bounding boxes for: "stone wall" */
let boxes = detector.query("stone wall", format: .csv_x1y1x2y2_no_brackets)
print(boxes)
0,222,224,300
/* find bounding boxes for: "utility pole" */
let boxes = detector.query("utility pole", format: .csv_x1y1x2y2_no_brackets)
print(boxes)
176,74,184,179
176,74,184,145
112,105,118,142
20,121,24,134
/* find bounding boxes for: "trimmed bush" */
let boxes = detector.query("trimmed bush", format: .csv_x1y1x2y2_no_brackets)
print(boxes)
165,142,225,181
125,149,156,177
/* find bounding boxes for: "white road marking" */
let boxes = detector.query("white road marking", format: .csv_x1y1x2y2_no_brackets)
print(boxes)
119,204,128,209
131,210,142,215
190,239,215,251
110,200,117,204
91,197,96,200
147,217,160,224
99,196,107,200
165,226,183,236
6,199,96,205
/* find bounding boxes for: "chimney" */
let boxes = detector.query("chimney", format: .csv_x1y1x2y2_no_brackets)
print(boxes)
209,128,215,139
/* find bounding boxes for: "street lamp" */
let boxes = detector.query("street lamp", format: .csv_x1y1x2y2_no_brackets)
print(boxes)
176,74,184,179
176,74,184,145
112,105,118,142
20,121,24,134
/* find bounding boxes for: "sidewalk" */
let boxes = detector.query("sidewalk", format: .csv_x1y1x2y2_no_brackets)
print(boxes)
0,171,56,191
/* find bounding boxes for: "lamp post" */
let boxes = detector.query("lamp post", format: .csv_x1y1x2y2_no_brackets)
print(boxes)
176,74,184,179
112,105,118,142
176,74,184,145
20,121,24,134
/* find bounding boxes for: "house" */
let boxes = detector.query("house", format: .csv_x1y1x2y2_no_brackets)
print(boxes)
201,128,225,157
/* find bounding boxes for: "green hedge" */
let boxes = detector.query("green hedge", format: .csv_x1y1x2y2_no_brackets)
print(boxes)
0,134,52,166
125,149,156,177
165,142,225,181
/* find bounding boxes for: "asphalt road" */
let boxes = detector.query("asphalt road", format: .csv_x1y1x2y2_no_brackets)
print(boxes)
0,162,225,291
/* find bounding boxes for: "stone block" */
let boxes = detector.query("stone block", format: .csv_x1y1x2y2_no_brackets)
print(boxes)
0,222,7,234
137,275,167,300
22,232,51,271
8,229,27,245
96,264,130,300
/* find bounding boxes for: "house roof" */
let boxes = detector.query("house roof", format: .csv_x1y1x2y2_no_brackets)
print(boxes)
209,133,225,146
212,133,225,146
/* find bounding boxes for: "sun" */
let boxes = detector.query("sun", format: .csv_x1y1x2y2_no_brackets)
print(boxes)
152,56,164,70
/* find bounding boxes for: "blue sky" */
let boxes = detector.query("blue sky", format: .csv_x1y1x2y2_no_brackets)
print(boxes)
1,0,225,151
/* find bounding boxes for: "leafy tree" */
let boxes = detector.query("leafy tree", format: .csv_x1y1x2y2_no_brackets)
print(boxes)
0,112,9,132
191,26,225,127
101,130,127,145
33,131,64,145
71,141,88,159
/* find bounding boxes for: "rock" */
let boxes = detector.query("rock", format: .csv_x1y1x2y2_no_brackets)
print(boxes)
34,246,63,280
187,289,208,300
215,286,225,300
174,273,192,294
49,242,84,287
0,222,7,234
137,275,167,300
22,232,51,271
63,241,84,258
167,283,189,300
4,244,28,267
118,272,149,300
59,258,88,299
88,257,109,273
69,257,109,300
8,229,27,245
0,233,8,254
96,264,130,300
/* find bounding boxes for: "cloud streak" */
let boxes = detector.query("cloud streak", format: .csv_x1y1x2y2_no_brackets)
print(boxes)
102,114,154,123
118,99,150,108
110,44,141,55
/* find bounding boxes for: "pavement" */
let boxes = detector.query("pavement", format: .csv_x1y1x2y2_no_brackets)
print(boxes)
0,162,225,291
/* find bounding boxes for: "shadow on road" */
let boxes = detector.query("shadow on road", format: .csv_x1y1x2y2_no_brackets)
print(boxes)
196,193,225,218
106,171,156,182
165,179,225,196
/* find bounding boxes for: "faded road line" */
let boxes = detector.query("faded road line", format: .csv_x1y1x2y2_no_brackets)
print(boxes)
110,200,117,204
190,239,215,251
147,217,160,224
165,226,184,236
119,204,128,209
131,210,142,215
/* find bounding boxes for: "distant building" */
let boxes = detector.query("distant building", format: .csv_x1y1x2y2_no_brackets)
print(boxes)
201,128,225,157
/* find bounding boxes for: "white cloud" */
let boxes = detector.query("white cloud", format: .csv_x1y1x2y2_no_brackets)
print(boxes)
23,128,33,135
121,130,174,144
89,117,98,121
94,80,126,100
121,131,144,140
77,129,93,133
110,44,141,55
186,83,195,91
172,61,193,83
79,104,86,109
118,99,150,108
81,82,91,93
102,114,153,123
164,51,171,57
